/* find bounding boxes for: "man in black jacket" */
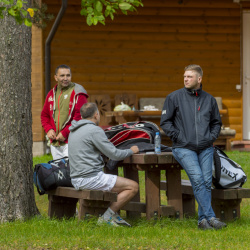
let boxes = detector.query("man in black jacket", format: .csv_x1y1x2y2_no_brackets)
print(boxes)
160,64,227,230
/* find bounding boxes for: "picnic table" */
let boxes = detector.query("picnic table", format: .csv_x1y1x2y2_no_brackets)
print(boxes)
105,152,183,220
46,151,249,221
46,152,183,221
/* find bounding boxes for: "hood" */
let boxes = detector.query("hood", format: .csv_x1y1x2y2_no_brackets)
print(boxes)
74,83,88,96
69,119,95,132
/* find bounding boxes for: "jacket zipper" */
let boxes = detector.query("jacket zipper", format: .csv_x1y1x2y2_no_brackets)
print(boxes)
62,93,76,130
195,97,199,148
57,90,63,145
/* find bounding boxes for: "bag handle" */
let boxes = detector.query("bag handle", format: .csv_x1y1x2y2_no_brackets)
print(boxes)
48,156,68,164
213,147,221,183
122,121,141,129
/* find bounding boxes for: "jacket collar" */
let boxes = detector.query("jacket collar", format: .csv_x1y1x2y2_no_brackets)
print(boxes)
56,82,74,92
185,84,202,96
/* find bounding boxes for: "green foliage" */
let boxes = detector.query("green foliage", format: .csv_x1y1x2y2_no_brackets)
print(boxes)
0,0,35,26
0,0,53,28
0,0,143,27
31,1,54,29
80,0,143,26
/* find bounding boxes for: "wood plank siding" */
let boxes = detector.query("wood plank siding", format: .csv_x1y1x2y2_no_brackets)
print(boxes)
31,24,44,142
32,0,243,142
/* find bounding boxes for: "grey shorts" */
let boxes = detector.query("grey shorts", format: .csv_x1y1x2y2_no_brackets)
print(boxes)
71,171,117,192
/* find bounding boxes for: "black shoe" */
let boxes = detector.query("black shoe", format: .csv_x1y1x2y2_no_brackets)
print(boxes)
209,217,227,229
198,219,213,230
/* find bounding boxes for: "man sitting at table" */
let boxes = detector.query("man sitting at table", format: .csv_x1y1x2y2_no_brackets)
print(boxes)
68,102,139,227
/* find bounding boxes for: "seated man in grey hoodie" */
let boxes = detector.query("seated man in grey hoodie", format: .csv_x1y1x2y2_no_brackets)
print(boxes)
68,102,139,227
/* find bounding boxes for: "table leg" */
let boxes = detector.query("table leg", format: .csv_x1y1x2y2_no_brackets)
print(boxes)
145,168,160,220
123,164,141,218
166,167,183,219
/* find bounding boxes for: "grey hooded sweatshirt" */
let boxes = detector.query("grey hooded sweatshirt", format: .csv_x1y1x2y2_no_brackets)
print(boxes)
68,119,133,179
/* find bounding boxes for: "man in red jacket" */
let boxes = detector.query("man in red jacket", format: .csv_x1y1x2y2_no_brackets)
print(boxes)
41,64,88,159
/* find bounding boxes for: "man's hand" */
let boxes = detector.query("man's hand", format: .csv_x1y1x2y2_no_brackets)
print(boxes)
47,129,56,141
56,132,66,142
130,146,139,154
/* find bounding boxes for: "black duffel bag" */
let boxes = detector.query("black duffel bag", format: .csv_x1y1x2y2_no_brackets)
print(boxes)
33,157,73,195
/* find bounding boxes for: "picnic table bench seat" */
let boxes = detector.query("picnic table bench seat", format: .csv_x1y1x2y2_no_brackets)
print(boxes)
46,186,176,220
46,187,117,220
160,180,250,221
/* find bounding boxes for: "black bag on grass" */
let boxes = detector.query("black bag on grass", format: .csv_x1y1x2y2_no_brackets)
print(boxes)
33,157,72,195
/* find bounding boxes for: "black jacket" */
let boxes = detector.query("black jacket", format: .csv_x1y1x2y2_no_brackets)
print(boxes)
160,86,222,152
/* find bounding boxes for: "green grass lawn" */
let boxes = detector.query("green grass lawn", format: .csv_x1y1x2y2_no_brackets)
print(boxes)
0,151,250,249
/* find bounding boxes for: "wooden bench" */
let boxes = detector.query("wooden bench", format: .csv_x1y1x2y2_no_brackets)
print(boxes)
160,180,250,221
46,187,117,220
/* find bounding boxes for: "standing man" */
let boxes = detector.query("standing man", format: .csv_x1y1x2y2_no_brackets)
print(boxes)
160,64,227,230
41,64,88,160
68,103,139,227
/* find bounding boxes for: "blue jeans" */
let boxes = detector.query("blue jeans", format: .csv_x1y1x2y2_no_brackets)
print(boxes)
172,147,215,224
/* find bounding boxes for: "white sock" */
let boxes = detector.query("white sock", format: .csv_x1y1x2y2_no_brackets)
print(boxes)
103,207,115,221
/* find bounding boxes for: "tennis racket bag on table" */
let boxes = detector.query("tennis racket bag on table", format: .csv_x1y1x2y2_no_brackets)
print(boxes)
104,121,171,170
104,121,160,147
213,146,247,189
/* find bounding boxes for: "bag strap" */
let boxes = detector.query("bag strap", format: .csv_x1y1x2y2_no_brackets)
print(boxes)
48,156,68,164
222,176,247,188
34,165,45,195
36,180,45,195
122,121,141,129
213,147,221,183
214,145,228,158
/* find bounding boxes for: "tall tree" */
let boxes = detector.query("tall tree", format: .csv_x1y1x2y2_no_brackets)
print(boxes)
0,0,39,222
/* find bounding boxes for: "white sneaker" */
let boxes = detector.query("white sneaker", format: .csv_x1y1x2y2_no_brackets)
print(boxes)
111,213,131,227
97,215,119,227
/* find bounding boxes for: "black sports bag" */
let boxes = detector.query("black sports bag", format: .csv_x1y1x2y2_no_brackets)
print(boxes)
33,157,73,195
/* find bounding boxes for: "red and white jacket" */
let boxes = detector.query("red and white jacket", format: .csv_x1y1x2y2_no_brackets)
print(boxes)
41,83,88,144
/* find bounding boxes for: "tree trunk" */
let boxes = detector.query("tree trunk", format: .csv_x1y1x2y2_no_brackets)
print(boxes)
0,1,39,222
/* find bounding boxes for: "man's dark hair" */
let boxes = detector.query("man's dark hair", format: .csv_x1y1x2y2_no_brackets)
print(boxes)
80,103,98,119
55,64,71,75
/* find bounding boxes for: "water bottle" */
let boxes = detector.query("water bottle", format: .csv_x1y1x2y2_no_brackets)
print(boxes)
154,132,161,154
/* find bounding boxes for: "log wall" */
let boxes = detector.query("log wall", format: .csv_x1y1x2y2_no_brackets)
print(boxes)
32,0,243,141
31,24,44,142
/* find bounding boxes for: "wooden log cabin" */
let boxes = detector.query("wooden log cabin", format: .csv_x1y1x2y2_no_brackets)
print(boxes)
32,0,250,155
